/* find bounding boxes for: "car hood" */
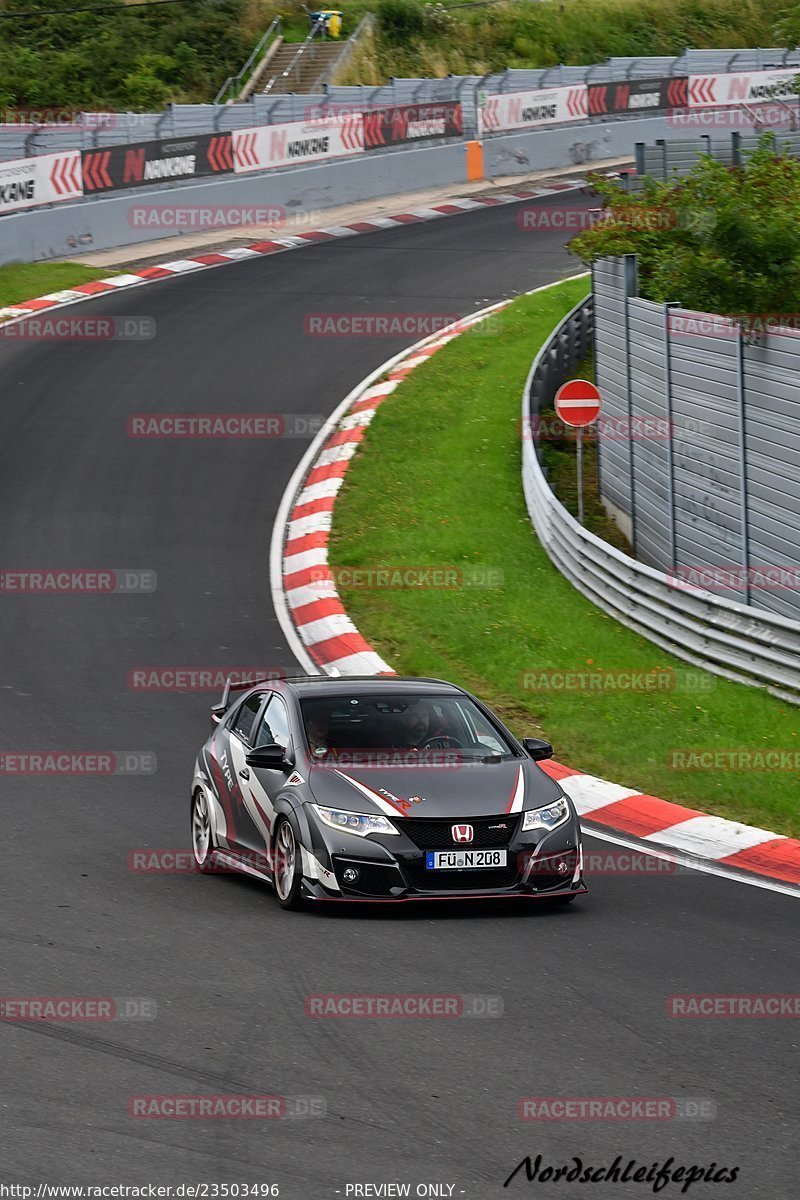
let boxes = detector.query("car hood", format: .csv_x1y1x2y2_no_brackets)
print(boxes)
306,759,564,819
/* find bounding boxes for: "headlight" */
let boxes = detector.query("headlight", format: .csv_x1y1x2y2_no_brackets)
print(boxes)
521,797,570,832
311,804,399,837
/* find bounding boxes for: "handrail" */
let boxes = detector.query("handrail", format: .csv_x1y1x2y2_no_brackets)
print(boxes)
520,297,800,706
310,12,376,93
214,17,282,105
263,16,326,96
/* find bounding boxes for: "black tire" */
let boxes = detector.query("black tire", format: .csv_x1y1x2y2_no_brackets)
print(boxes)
191,788,217,874
272,816,304,910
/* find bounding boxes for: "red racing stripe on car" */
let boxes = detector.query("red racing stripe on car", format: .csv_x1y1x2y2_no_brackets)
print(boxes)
209,751,237,844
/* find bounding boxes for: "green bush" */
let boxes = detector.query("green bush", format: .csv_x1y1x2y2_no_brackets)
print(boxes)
376,0,425,43
569,137,800,315
0,0,264,109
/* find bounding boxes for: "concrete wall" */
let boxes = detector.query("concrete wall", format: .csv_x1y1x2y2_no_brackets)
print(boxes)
0,111,751,265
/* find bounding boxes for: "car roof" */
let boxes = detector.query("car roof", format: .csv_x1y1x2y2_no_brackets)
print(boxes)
276,675,466,701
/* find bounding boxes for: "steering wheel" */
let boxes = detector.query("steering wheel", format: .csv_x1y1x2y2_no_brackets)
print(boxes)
418,735,463,750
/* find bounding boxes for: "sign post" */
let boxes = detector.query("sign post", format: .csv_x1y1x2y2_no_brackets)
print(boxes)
554,379,602,526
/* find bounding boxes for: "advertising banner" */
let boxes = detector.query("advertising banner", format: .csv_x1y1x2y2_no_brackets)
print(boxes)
688,68,800,107
81,133,233,194
233,115,363,173
362,102,463,148
588,77,688,115
0,150,82,214
480,86,587,134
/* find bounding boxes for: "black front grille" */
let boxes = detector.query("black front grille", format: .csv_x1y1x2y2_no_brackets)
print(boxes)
401,815,518,851
403,861,520,892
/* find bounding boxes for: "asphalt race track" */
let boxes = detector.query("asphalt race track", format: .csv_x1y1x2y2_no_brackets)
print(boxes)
0,193,797,1196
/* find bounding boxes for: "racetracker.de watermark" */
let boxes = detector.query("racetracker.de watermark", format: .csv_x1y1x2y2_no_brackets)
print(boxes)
516,205,686,233
1,996,156,1021
127,204,293,229
668,994,800,1018
309,565,504,590
522,414,712,442
0,316,155,341
668,105,799,129
304,312,500,337
0,107,120,128
129,849,270,874
669,565,800,592
126,414,323,439
128,667,286,691
304,994,502,1018
668,312,800,340
523,850,692,877
129,1094,325,1119
517,1097,716,1122
310,750,467,769
0,752,156,775
0,570,156,593
668,748,800,771
518,668,715,694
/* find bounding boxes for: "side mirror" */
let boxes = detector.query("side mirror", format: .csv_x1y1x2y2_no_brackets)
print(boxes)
246,744,290,770
522,737,553,761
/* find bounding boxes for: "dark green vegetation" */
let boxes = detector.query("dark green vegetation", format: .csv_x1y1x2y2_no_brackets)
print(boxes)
0,0,794,110
343,0,787,84
571,138,800,316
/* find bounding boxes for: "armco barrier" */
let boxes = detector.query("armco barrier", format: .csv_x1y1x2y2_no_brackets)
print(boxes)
3,46,798,161
522,297,800,706
0,111,711,266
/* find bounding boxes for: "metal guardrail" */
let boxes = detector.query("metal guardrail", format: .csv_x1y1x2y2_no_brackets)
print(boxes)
521,296,800,706
5,46,800,163
214,18,282,106
631,125,800,184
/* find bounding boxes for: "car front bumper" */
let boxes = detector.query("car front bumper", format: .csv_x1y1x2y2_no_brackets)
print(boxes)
299,807,586,902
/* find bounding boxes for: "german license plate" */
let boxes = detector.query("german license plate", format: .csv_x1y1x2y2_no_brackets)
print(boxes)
425,849,507,870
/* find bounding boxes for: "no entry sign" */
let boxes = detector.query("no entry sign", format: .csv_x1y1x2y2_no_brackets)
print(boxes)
554,379,601,428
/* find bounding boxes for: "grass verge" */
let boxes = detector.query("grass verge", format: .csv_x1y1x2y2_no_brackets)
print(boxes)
329,278,800,838
0,262,110,315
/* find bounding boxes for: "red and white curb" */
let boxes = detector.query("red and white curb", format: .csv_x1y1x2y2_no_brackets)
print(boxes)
276,300,513,675
272,292,800,894
0,182,586,323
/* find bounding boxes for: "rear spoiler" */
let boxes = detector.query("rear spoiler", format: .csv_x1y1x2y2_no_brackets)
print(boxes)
210,675,279,723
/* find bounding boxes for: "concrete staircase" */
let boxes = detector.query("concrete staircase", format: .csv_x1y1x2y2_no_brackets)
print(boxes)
262,41,343,95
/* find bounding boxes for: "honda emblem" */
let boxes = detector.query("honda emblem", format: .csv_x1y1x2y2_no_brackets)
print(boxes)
452,824,473,843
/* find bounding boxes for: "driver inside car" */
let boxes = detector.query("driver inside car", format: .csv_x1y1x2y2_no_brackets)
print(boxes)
397,701,450,748
305,709,331,757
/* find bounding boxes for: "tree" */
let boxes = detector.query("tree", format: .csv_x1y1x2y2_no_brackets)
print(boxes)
570,137,800,316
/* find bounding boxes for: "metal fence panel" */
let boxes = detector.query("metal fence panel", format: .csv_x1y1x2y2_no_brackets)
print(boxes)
628,299,672,567
593,258,634,521
523,295,800,705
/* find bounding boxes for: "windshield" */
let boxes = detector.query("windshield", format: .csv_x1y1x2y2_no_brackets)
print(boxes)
299,693,517,762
